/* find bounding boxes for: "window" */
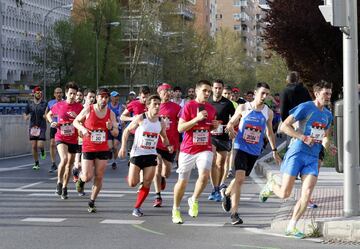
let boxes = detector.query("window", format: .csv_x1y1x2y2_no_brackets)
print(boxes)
234,25,241,31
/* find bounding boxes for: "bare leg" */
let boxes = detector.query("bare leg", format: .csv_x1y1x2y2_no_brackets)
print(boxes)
90,159,108,201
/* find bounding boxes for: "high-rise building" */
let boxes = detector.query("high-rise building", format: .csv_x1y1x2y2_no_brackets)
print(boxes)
0,0,72,90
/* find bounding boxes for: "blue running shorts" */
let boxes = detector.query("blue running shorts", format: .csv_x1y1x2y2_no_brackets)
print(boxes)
280,152,319,177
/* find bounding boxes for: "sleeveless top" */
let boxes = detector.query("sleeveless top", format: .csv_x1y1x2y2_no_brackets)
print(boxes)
234,102,269,156
82,105,111,153
130,113,162,157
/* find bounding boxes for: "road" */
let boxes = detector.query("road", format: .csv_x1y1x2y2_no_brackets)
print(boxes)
0,151,354,249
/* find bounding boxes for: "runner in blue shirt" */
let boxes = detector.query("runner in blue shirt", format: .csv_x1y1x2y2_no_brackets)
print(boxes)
108,91,123,169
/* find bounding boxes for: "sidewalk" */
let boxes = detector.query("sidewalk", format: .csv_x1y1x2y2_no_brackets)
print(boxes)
255,143,360,242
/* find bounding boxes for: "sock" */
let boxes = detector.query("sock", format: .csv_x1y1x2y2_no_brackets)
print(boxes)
156,192,161,199
214,186,220,192
191,196,197,202
89,199,95,207
287,219,297,231
35,160,39,165
219,183,227,190
40,149,44,154
134,186,150,209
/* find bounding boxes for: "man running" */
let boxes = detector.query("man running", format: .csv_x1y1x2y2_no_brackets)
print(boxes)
119,95,173,217
23,86,48,170
172,80,219,224
73,88,119,212
47,87,63,172
108,91,123,170
73,89,84,178
172,86,186,108
259,80,336,238
153,83,181,207
224,82,281,225
46,82,83,199
208,80,235,202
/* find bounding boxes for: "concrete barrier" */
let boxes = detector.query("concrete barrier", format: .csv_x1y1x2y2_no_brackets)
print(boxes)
0,115,50,158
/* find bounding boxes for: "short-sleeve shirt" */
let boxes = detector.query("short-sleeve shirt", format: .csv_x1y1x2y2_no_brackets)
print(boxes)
47,99,63,122
157,101,181,151
126,100,146,116
25,100,48,128
208,96,235,141
51,101,83,144
180,100,216,154
287,101,333,157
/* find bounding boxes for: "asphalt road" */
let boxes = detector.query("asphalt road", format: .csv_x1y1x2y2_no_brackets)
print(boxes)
0,148,355,249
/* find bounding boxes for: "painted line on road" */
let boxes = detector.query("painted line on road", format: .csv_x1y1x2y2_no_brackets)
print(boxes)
17,181,44,190
232,244,280,249
243,228,323,242
182,222,225,227
132,224,165,236
22,218,66,223
0,164,33,172
0,153,33,160
101,219,144,225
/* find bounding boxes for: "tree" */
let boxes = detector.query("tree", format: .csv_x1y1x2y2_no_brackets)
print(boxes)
264,0,346,97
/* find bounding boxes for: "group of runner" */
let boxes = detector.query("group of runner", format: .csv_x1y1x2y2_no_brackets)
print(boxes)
23,75,337,238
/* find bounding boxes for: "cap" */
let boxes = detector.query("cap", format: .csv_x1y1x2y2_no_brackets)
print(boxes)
110,91,120,97
232,87,240,93
32,86,42,93
157,83,172,92
129,91,136,96
96,88,110,96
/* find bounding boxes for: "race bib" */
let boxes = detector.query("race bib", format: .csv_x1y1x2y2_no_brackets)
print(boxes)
30,126,41,137
161,116,172,130
243,125,261,144
211,121,224,135
91,130,106,143
310,122,326,143
60,123,75,136
140,132,159,149
193,128,209,145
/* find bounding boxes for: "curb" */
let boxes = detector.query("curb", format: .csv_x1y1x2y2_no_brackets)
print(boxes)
255,142,360,242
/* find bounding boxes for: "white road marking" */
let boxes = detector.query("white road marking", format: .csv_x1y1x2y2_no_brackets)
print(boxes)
182,222,225,227
16,181,44,190
101,219,144,225
243,228,324,242
0,164,33,172
22,218,66,223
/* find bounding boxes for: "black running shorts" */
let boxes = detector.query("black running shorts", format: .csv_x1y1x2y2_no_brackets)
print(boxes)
234,149,259,176
157,148,176,163
130,155,158,169
82,151,109,160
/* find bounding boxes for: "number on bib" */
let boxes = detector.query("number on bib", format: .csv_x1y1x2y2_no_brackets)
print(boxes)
30,126,41,137
193,128,209,145
91,130,106,143
243,125,261,144
60,123,75,136
140,132,158,149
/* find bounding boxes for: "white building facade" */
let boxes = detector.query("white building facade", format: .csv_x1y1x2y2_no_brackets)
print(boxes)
0,0,72,89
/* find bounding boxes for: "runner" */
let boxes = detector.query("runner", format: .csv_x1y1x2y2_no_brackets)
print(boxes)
186,87,195,101
224,82,281,225
153,84,181,207
208,80,235,202
108,91,123,170
23,86,48,170
118,95,173,217
73,88,119,212
73,89,84,180
83,89,96,108
172,80,219,224
231,87,246,104
46,82,83,199
172,86,186,108
47,87,63,172
259,80,336,238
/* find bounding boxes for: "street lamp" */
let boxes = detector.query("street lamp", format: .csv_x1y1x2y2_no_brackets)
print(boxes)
42,3,73,100
95,22,120,90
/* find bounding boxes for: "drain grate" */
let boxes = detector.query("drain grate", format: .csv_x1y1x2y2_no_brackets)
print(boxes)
321,239,360,246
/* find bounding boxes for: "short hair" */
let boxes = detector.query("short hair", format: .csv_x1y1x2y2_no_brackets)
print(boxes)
313,80,332,93
255,82,270,90
246,91,254,95
146,94,161,105
286,71,299,84
96,87,110,96
139,86,150,95
173,86,182,92
84,88,95,96
213,79,224,86
274,93,280,96
224,86,232,91
65,81,78,93
196,80,211,88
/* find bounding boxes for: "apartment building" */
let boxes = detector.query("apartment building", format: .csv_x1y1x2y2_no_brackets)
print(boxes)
0,0,72,89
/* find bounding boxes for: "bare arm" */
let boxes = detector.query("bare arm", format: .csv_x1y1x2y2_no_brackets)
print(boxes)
120,109,134,122
178,110,207,133
159,121,173,153
280,115,315,146
265,110,282,165
118,115,142,158
73,106,90,136
107,111,119,137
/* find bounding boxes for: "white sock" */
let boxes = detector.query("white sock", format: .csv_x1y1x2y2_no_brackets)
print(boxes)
287,219,297,231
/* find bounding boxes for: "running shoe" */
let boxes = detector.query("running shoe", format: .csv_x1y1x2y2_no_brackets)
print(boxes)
48,163,57,173
221,188,231,212
112,162,117,170
73,175,79,183
188,197,199,218
88,201,96,213
76,178,85,194
308,199,318,209
61,187,68,200
230,212,243,225
259,176,275,202
285,228,305,239
132,208,143,217
40,150,46,160
55,183,62,195
227,170,233,178
160,177,166,191
172,209,183,224
153,197,162,207
208,191,216,201
214,191,222,202
32,164,40,170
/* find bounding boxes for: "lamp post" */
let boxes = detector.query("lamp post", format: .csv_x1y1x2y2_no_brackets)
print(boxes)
42,3,72,100
95,22,120,90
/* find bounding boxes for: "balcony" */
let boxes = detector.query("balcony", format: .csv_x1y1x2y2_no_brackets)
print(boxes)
176,4,194,20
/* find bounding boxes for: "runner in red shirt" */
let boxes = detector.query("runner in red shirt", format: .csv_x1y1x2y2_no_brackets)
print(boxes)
73,88,119,213
153,83,181,207
46,82,83,200
172,80,219,224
